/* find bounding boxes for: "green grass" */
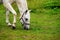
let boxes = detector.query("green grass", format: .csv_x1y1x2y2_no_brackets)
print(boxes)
0,0,60,40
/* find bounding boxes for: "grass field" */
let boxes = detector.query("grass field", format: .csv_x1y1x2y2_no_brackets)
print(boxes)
0,0,60,40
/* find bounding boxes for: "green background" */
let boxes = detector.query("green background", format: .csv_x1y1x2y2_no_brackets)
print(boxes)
0,0,60,40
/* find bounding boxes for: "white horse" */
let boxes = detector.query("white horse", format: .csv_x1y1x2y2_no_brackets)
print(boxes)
3,0,30,30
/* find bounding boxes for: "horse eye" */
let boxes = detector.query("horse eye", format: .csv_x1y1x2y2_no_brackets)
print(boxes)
25,18,28,21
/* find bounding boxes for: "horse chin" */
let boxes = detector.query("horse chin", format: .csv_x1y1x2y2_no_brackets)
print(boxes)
23,25,29,30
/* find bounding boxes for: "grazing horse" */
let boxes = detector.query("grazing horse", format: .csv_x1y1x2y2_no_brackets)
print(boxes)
3,0,30,30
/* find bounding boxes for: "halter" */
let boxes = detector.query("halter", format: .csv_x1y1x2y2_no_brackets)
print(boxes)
20,10,30,25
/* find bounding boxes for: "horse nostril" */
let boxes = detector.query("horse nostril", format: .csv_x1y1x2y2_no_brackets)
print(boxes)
25,18,28,21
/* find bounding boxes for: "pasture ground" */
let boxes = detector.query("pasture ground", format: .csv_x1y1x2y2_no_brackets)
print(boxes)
0,0,60,40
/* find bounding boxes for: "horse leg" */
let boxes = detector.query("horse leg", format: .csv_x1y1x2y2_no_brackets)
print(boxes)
3,3,17,29
6,9,11,26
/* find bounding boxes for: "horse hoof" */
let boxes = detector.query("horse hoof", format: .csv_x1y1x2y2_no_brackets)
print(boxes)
8,25,12,27
12,26,16,29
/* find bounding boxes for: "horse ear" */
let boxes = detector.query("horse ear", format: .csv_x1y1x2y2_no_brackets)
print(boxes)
29,10,31,12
